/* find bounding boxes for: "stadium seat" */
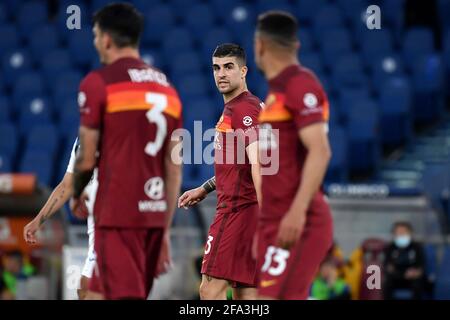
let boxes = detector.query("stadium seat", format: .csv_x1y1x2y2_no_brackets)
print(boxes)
337,87,371,124
411,54,445,124
434,245,450,300
298,28,314,52
18,96,53,136
28,24,59,62
51,71,83,107
360,29,394,64
162,27,195,58
331,54,366,90
177,74,210,101
320,29,353,69
379,77,413,147
67,28,97,68
313,5,345,40
0,123,18,157
294,0,327,25
17,1,48,36
171,52,202,80
347,99,380,173
19,150,53,186
0,153,12,173
0,25,19,55
142,4,175,45
201,27,235,63
326,125,349,182
0,96,11,124
403,27,435,71
300,51,324,75
184,4,216,41
370,54,406,93
379,0,404,43
128,0,161,13
255,0,294,16
171,0,202,19
336,0,370,23
223,4,255,43
444,31,450,97
58,98,80,139
13,72,45,107
25,124,59,156
140,48,165,69
1,48,32,88
183,98,218,134
0,3,7,24
41,49,72,83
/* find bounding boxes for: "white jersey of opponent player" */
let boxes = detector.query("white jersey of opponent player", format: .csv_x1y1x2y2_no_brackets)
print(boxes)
66,138,98,278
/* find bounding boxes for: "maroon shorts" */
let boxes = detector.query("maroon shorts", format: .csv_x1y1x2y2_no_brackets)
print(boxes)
257,208,333,299
89,227,164,300
201,205,258,287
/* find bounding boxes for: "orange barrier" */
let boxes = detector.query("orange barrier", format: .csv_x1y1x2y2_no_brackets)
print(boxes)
0,174,36,195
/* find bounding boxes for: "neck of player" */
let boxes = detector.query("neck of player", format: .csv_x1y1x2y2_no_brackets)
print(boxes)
223,82,248,104
106,47,140,65
264,53,299,81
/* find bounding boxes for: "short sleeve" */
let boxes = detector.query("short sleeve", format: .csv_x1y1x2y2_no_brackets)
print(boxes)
79,71,106,129
285,75,328,130
65,138,79,174
231,100,261,147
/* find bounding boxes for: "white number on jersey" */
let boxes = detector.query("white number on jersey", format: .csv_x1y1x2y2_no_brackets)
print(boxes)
145,93,168,156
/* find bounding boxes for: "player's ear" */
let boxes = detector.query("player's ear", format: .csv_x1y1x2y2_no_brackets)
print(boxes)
241,65,248,79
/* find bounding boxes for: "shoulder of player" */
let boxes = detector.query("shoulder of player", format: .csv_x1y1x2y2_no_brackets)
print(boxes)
80,70,106,90
238,92,263,111
285,68,324,97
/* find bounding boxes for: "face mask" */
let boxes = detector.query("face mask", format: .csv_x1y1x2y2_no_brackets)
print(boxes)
394,235,411,248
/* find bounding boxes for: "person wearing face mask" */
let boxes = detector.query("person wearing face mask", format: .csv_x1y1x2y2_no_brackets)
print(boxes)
383,221,426,300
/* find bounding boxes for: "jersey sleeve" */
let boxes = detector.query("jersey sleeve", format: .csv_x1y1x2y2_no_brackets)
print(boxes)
78,71,106,129
65,138,79,174
231,100,261,147
285,75,329,131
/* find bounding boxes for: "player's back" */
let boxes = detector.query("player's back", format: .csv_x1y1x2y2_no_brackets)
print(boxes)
80,57,182,228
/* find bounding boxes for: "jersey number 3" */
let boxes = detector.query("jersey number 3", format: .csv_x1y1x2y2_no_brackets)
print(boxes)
145,93,168,156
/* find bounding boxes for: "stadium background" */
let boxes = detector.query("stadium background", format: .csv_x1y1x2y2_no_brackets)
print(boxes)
0,0,449,300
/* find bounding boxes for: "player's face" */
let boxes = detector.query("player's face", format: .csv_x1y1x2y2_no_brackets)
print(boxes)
212,57,246,94
93,24,107,64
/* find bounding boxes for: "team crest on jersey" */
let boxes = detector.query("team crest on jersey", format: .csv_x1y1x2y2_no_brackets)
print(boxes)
303,93,318,109
242,116,253,126
139,177,167,212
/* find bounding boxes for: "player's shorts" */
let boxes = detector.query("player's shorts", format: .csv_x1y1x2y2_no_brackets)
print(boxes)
89,227,164,300
257,208,333,299
81,232,96,278
201,204,258,287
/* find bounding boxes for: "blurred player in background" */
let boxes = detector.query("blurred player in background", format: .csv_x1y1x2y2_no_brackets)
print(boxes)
178,44,262,300
254,11,333,299
70,3,182,300
23,138,98,300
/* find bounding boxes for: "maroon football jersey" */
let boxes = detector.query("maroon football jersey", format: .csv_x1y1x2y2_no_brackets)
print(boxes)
258,65,330,222
214,91,262,214
79,57,182,228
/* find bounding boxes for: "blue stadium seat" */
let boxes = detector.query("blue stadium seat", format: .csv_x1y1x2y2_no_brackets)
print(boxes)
171,52,202,80
403,27,435,71
58,98,80,139
298,28,314,52
347,98,380,173
411,54,445,124
294,0,327,25
0,3,7,24
162,27,195,58
300,52,324,74
223,4,255,43
198,163,215,182
434,246,450,300
20,150,53,186
185,4,216,41
25,124,59,156
327,96,341,127
380,0,404,40
52,71,83,106
18,96,53,135
313,5,345,40
183,98,218,134
444,31,450,97
320,29,353,69
27,23,59,57
255,0,294,16
370,54,406,93
141,49,165,69
1,48,32,89
177,74,210,102
331,54,366,90
13,72,45,107
0,25,19,55
0,153,12,173
336,0,370,23
379,77,413,147
338,87,371,124
129,0,161,13
17,1,48,36
0,96,11,124
0,123,18,157
142,4,175,45
326,125,349,182
171,0,202,19
201,27,235,63
360,29,394,64
68,28,97,68
41,49,72,83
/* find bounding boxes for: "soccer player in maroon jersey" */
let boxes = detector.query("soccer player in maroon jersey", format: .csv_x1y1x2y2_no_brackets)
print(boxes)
178,44,262,300
253,11,334,299
70,3,182,300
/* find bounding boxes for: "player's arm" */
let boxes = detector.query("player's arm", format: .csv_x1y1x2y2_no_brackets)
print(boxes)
73,126,99,199
23,172,74,244
164,138,182,229
246,141,262,206
276,123,331,249
177,176,214,209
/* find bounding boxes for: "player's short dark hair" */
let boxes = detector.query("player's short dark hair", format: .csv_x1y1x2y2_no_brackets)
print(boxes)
392,221,413,233
213,43,246,66
256,11,298,48
93,2,143,48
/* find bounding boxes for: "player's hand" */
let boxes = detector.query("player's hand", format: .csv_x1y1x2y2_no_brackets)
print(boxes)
156,232,172,278
70,193,90,219
276,209,306,250
178,187,207,209
23,218,40,244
